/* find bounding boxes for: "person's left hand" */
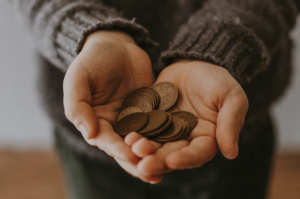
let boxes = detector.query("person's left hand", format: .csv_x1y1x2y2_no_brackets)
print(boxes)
125,59,249,181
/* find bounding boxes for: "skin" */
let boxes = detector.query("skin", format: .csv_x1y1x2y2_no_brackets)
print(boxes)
127,60,249,183
63,31,249,184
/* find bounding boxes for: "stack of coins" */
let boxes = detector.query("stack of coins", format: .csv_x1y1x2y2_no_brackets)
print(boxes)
114,82,197,143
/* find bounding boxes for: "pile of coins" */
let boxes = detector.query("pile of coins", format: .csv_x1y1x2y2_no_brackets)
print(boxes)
114,82,197,143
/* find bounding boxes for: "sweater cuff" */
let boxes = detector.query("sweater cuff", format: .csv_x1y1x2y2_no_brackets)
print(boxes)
155,20,270,84
53,7,158,71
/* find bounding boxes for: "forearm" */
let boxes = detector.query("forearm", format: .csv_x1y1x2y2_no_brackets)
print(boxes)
9,0,157,72
156,0,300,84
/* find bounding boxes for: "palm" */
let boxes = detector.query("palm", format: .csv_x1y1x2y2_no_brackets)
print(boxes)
64,31,153,165
159,60,235,141
136,60,248,174
85,42,153,126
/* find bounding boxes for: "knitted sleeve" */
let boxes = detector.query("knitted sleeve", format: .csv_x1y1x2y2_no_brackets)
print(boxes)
8,0,157,72
155,0,300,84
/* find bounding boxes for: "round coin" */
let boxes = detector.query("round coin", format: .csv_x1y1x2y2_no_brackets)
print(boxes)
138,110,168,135
115,112,148,137
171,111,197,131
152,82,178,111
153,117,184,141
173,120,190,140
121,96,153,112
117,107,143,122
143,112,172,137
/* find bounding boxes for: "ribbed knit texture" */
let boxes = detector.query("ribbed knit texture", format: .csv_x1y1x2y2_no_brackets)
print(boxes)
9,0,299,161
9,0,158,72
155,0,299,84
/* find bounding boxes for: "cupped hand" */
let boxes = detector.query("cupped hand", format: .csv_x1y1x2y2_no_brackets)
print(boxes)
63,30,154,176
130,59,249,178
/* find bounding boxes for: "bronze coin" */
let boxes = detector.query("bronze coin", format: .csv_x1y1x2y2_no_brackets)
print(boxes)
115,112,148,137
153,117,184,141
121,96,153,112
171,111,197,131
146,88,160,109
173,121,190,140
138,110,168,134
117,107,143,122
128,92,155,109
152,82,178,111
144,112,172,137
182,121,191,138
135,88,159,109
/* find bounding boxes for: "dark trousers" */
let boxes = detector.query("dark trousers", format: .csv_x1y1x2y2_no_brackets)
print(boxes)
55,115,275,199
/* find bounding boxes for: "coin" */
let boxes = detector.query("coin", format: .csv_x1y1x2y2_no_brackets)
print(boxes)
143,112,172,137
117,107,143,121
132,87,160,109
172,120,190,140
115,112,148,137
121,87,160,112
138,110,168,135
152,82,178,111
152,117,184,142
115,82,197,143
121,96,153,112
181,121,191,138
171,111,197,131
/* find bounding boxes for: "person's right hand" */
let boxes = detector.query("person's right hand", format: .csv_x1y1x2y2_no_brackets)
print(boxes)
63,30,155,179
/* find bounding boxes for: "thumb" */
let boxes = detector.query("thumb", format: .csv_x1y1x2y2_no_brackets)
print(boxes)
63,60,98,139
216,90,248,159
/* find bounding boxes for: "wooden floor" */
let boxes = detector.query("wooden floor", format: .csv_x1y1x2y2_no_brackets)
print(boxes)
0,151,299,199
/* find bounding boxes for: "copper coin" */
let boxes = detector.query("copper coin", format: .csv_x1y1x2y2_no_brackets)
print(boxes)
173,121,190,140
138,110,168,134
121,96,153,112
152,82,178,111
134,88,159,109
171,111,197,131
144,112,172,137
153,117,184,141
146,88,160,109
115,112,148,136
128,92,155,109
117,107,143,122
181,121,191,138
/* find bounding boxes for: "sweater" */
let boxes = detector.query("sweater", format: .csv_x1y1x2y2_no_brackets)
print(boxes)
9,0,300,163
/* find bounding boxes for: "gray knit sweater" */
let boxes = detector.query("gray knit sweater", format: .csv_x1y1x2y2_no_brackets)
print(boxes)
9,0,300,163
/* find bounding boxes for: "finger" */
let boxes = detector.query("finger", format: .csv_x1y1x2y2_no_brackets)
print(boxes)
140,174,163,184
92,119,139,165
115,158,139,178
124,132,144,146
149,175,163,184
63,62,98,139
165,136,218,169
115,159,163,184
216,93,248,159
132,138,162,158
137,140,189,175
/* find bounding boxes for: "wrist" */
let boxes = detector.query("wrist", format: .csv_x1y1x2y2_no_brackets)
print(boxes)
84,30,136,48
173,59,219,67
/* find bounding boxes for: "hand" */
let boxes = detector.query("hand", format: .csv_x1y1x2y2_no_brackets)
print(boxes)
63,30,155,179
127,59,249,179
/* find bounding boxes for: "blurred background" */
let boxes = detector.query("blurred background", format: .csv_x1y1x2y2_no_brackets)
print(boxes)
0,1,299,199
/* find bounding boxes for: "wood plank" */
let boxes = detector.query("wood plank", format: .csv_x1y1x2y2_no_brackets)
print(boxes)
0,150,299,199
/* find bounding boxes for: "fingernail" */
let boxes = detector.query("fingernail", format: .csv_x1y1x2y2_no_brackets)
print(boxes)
78,124,88,139
149,176,163,184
